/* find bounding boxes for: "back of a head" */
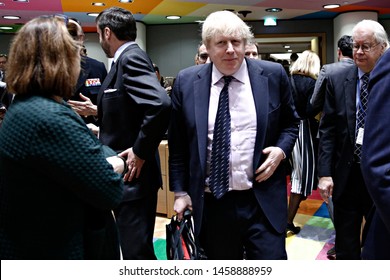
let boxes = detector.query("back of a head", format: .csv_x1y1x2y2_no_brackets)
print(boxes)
290,50,321,79
6,16,80,98
67,18,85,42
96,6,137,41
202,10,253,47
337,35,353,58
290,52,299,62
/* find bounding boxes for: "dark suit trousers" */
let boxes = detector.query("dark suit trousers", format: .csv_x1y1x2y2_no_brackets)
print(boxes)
113,190,158,260
200,189,287,260
334,162,373,260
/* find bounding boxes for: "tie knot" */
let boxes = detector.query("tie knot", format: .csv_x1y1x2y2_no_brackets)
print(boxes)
223,76,232,86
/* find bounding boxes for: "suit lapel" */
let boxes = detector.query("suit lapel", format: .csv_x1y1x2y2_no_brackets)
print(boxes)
97,60,117,106
75,59,90,93
194,64,212,175
247,59,268,170
97,44,137,106
344,66,358,146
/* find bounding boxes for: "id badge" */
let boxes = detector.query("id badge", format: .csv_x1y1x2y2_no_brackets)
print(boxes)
356,127,364,145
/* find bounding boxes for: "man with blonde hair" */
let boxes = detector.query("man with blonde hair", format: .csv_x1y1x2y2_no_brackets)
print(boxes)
169,10,299,260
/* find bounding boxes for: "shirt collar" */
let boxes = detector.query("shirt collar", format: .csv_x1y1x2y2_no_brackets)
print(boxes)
357,68,369,80
212,59,247,85
113,41,136,63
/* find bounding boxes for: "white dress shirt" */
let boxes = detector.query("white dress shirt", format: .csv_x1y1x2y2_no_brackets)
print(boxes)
206,59,257,191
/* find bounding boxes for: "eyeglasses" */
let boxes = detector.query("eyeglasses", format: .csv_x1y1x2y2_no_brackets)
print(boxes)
353,42,380,52
40,14,69,26
198,53,208,61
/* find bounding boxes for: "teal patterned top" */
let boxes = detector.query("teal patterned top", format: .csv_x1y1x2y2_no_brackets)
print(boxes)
0,95,124,259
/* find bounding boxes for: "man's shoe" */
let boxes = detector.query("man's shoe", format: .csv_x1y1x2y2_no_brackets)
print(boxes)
286,223,301,235
327,246,336,256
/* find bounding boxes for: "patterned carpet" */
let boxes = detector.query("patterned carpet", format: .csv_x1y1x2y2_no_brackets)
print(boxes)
153,189,335,260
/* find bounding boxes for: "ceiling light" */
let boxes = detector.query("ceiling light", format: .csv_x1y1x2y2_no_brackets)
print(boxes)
3,15,21,20
323,4,340,9
166,15,181,20
87,13,99,17
118,0,133,3
238,10,252,18
92,2,105,6
0,26,13,30
287,49,293,52
265,8,282,13
264,18,277,26
284,45,290,49
13,0,29,2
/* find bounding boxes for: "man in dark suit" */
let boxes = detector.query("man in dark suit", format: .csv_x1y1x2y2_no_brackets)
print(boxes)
310,35,354,115
168,10,299,260
94,7,171,259
317,20,389,259
66,18,107,126
361,49,390,260
310,34,354,258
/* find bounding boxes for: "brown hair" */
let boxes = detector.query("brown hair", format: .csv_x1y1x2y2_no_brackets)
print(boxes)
6,16,80,99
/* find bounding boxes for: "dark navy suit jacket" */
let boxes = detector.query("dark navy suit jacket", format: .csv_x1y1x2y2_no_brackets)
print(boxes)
317,64,359,203
97,43,171,201
361,49,390,259
168,58,299,236
72,56,107,124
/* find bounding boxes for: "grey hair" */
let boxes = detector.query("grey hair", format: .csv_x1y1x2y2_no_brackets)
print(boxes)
352,19,389,50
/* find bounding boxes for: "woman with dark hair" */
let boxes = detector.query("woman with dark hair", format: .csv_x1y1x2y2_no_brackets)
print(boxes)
0,15,125,259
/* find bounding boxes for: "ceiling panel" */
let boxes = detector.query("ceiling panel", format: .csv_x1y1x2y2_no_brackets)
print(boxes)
0,0,389,33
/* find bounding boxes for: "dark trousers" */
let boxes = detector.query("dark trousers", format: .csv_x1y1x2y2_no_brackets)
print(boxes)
334,162,373,260
114,191,158,260
200,189,286,260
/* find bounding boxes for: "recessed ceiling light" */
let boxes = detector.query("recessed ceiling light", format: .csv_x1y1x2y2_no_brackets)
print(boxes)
287,49,293,52
284,45,290,49
0,26,13,30
166,15,181,20
12,0,29,2
265,8,282,13
87,13,100,17
3,15,21,20
323,4,340,9
118,0,133,3
92,2,105,6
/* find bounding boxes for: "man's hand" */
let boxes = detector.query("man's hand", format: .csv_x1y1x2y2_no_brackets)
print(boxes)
86,123,99,135
318,176,334,203
173,194,192,221
118,148,145,182
68,93,97,117
255,146,284,182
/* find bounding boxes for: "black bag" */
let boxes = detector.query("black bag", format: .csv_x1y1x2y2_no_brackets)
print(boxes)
166,209,206,260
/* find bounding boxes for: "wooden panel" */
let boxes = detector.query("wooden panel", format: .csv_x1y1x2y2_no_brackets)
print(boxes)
156,140,175,217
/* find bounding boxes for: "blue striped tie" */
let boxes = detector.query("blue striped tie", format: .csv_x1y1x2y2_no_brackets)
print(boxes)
210,76,232,199
354,73,370,161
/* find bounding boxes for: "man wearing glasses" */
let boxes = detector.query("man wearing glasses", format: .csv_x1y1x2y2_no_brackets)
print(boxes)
317,19,389,259
195,43,209,65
